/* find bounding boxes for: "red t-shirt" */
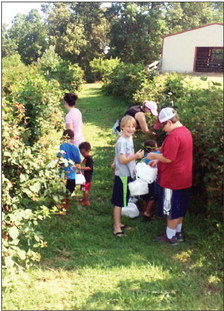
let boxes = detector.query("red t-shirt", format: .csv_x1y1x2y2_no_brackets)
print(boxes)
158,126,193,190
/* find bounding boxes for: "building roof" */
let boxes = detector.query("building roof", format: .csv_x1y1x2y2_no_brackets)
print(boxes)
163,23,224,39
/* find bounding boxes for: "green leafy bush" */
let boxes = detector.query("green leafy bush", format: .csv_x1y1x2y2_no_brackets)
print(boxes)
2,100,67,274
2,51,83,280
102,62,148,103
37,45,85,91
90,57,121,81
135,74,223,213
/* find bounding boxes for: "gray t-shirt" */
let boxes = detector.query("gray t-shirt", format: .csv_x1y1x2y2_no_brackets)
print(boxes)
115,136,136,178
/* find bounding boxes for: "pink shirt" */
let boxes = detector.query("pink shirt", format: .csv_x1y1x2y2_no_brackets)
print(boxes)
65,108,84,145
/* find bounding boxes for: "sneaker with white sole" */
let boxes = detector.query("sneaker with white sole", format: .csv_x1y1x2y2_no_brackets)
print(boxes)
176,232,184,242
155,233,178,245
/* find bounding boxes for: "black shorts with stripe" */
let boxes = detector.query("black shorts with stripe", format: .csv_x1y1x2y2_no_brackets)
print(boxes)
158,186,191,219
111,175,133,208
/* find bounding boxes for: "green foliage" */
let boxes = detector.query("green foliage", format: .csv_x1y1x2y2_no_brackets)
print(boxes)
135,74,223,212
107,3,167,64
9,10,48,64
2,52,77,276
2,2,223,73
2,99,67,273
89,57,121,81
37,45,85,91
102,62,148,103
2,24,18,58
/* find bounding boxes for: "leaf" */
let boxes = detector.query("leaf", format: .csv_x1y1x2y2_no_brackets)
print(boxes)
20,174,27,182
17,250,26,260
30,182,41,193
4,256,15,267
8,226,19,239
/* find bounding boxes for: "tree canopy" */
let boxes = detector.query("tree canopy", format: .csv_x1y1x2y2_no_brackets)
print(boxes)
2,2,223,71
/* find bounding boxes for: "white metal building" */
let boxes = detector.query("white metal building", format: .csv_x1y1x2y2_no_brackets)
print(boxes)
161,23,224,73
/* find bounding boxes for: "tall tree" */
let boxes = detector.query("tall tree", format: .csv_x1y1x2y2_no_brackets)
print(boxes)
2,24,18,57
42,2,109,72
165,2,223,33
107,2,167,64
41,3,87,63
69,2,110,72
9,9,48,64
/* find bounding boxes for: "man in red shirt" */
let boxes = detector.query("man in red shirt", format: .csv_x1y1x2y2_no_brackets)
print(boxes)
148,107,193,245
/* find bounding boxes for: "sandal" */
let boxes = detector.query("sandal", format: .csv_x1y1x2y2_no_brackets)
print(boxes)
121,225,132,230
113,231,124,237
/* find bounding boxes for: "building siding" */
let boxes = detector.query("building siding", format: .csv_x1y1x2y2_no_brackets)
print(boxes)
161,24,223,73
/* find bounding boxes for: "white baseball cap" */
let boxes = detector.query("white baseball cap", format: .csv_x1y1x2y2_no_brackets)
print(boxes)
144,101,158,116
159,107,177,123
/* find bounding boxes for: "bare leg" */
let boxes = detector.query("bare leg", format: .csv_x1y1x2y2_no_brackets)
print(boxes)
167,217,181,230
113,206,122,233
84,191,90,204
143,200,154,217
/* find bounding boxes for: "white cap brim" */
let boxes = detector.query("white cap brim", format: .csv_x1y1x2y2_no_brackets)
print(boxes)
151,109,158,116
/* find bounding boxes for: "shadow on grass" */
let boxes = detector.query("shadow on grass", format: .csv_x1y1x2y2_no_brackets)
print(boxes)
78,276,223,310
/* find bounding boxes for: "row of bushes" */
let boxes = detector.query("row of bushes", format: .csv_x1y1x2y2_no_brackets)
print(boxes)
2,52,84,278
90,58,223,215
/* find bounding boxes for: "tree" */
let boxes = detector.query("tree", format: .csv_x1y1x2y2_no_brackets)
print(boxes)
107,2,167,64
9,9,48,64
41,3,87,63
69,2,110,73
2,24,18,58
164,2,223,33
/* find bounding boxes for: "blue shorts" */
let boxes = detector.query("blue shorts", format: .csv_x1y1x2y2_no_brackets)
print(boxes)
111,176,132,208
158,186,191,219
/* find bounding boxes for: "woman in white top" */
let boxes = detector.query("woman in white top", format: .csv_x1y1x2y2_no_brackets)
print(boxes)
64,93,84,146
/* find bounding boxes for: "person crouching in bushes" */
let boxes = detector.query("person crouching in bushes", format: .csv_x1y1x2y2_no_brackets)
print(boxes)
111,115,144,237
141,140,160,222
76,142,94,207
57,129,81,215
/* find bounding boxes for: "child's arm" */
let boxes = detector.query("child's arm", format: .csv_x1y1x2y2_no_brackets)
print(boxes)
147,152,171,163
78,166,92,171
119,149,144,164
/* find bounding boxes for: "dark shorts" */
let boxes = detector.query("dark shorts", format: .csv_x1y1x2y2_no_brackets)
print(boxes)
66,179,76,194
141,182,158,201
158,186,191,219
111,176,132,208
80,182,92,192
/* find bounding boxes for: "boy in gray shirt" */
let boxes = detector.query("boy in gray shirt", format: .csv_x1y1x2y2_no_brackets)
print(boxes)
111,116,144,237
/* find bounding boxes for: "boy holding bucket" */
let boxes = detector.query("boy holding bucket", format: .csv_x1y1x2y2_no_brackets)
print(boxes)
111,115,144,237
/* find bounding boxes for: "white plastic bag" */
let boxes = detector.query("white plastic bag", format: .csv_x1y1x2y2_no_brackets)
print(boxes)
121,202,139,218
76,173,86,185
136,162,158,184
128,178,149,196
112,119,120,135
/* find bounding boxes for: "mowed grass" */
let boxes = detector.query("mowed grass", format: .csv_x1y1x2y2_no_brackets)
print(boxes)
3,83,223,310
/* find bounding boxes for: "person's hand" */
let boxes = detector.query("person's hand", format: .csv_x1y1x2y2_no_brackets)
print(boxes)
147,152,155,160
76,164,81,170
135,149,144,159
151,131,156,136
149,160,159,167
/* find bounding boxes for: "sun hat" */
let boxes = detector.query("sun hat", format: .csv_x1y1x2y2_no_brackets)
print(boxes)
144,101,158,116
158,107,176,123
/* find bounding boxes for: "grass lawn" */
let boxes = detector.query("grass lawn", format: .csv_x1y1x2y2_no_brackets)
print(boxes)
3,83,223,310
